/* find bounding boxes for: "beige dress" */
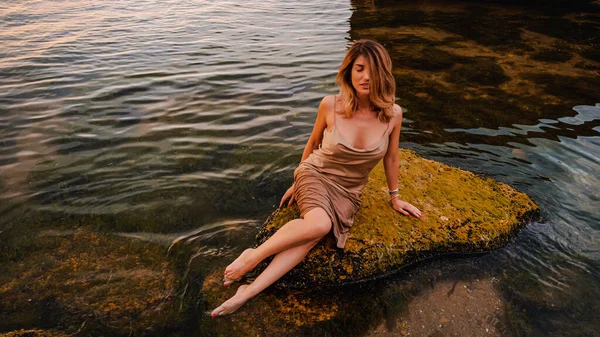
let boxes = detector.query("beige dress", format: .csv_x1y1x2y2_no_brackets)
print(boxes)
293,107,392,248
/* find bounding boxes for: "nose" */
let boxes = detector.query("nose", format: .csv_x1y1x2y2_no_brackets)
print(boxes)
363,70,370,81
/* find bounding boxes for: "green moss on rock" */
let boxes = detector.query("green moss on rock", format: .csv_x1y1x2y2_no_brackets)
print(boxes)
201,270,401,337
256,149,538,288
201,150,539,335
0,229,181,335
447,58,510,86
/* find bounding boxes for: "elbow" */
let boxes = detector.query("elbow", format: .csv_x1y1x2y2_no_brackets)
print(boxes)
307,137,321,151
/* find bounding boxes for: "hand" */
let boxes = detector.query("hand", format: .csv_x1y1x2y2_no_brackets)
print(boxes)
391,196,423,218
279,184,295,208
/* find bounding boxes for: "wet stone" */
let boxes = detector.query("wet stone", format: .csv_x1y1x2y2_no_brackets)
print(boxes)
201,270,402,337
250,149,539,289
446,58,510,86
0,229,181,336
0,330,67,337
202,150,539,334
530,47,573,63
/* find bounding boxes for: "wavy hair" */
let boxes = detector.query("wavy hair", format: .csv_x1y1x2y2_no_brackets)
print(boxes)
335,39,395,123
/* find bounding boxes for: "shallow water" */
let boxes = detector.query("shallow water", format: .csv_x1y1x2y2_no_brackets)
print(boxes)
1,0,599,336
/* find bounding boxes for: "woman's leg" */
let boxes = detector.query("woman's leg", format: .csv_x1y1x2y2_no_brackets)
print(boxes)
223,207,331,284
212,207,332,316
211,236,321,317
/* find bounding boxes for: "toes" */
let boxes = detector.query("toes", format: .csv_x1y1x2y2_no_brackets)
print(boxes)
212,303,229,317
223,278,239,287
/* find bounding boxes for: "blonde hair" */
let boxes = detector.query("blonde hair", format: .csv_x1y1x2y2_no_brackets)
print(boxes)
335,39,395,123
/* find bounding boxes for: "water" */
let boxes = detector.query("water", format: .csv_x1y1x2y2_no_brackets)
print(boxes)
1,0,599,336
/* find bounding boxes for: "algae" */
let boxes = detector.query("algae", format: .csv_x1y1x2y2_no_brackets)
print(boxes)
200,268,412,337
0,330,67,337
249,149,539,289
200,149,538,335
350,0,600,147
0,228,182,336
447,58,510,86
201,241,520,337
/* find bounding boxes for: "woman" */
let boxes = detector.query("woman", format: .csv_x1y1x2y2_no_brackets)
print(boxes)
211,40,423,317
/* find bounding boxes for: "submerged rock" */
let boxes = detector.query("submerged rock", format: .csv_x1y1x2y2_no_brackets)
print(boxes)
0,229,181,336
201,270,389,337
205,149,538,291
201,149,538,335
0,330,67,337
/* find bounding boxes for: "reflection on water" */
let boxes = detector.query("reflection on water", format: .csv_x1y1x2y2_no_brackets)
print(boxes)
351,0,600,146
1,0,600,335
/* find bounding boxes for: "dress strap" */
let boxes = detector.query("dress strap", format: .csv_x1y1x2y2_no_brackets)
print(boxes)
333,95,336,114
333,95,339,128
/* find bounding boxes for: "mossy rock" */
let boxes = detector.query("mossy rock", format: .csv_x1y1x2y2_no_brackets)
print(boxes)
201,150,538,334
201,271,396,337
254,149,538,288
446,58,510,86
530,47,573,63
0,330,67,337
0,229,181,335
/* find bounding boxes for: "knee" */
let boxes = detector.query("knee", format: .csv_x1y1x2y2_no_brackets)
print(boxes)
304,208,332,238
310,219,332,238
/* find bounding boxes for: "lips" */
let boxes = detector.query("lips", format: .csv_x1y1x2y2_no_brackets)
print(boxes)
360,84,369,89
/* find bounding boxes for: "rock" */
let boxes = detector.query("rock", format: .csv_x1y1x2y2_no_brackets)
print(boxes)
201,270,393,337
0,330,67,337
0,228,181,336
200,149,538,336
254,149,539,288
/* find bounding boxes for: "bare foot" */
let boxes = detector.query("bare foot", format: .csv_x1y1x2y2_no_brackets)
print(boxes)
223,248,258,286
211,285,251,317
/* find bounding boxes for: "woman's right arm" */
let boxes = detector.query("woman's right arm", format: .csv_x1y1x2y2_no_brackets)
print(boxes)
300,95,332,161
279,96,333,207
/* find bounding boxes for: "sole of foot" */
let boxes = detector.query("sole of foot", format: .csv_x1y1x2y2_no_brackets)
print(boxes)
211,284,250,317
223,248,256,286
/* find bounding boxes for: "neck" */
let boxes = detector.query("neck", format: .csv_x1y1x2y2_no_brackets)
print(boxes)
356,93,373,111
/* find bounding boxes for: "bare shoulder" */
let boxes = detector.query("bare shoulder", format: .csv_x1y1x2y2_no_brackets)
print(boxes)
319,95,336,110
318,95,338,122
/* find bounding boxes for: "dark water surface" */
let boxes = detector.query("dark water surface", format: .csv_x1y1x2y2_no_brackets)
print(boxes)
1,0,599,336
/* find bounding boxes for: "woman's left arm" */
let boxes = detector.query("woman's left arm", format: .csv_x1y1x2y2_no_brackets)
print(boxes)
383,105,423,218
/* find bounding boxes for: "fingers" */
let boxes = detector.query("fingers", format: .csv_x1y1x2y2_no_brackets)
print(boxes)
279,196,285,208
279,191,290,208
408,206,423,218
393,199,423,218
392,202,410,216
398,207,410,216
279,186,294,208
409,204,423,218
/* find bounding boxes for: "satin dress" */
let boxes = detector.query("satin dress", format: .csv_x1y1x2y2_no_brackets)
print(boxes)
293,109,392,248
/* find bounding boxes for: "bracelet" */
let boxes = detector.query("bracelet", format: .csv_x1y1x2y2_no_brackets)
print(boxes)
389,194,399,202
388,188,399,195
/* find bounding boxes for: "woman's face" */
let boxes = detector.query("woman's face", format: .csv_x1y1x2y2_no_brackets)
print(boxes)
351,55,370,96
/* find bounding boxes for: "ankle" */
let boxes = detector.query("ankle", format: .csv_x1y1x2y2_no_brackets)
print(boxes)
240,285,258,299
246,248,262,266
